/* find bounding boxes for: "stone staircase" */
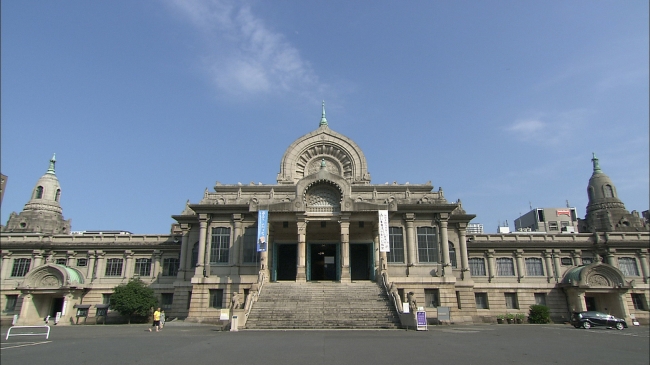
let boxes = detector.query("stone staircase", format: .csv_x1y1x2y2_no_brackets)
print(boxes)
245,281,401,329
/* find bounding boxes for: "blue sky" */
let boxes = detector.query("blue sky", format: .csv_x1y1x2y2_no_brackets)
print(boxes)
1,0,648,234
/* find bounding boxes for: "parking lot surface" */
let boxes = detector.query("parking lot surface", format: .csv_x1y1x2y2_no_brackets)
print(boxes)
2,323,649,365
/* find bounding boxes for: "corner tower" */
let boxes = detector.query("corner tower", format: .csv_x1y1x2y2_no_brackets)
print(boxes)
3,154,71,234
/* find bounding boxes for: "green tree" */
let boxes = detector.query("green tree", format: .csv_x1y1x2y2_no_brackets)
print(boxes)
109,278,158,324
528,305,551,324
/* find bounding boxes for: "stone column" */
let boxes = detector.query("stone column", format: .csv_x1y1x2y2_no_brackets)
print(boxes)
543,250,553,283
606,249,616,266
195,216,208,277
373,222,385,273
32,250,44,268
65,251,75,267
404,213,416,266
153,250,163,281
296,218,307,281
575,291,588,312
457,223,469,278
86,251,96,280
340,215,351,282
263,225,272,272
515,250,525,282
571,250,582,266
95,251,106,278
439,214,451,276
123,250,134,279
177,224,191,280
552,250,562,282
486,250,495,281
637,250,649,284
1,252,12,279
231,214,243,276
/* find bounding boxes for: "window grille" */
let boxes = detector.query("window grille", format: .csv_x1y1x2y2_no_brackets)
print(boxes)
496,258,515,276
161,293,174,310
210,228,230,264
105,258,123,277
619,257,639,276
475,293,489,309
134,258,152,277
469,258,486,276
387,227,404,263
4,295,18,312
163,258,180,276
449,242,457,268
504,293,518,309
11,258,31,277
55,258,67,266
242,227,260,263
525,258,544,276
210,289,223,308
425,289,440,308
631,294,646,310
76,258,88,267
417,227,438,263
534,293,547,306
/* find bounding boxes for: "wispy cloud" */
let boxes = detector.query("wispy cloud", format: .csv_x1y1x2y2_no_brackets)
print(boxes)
505,109,592,146
167,0,323,98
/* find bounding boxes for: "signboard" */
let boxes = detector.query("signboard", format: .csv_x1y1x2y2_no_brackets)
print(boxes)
257,210,268,252
378,210,390,252
437,306,450,321
220,309,230,321
416,311,428,331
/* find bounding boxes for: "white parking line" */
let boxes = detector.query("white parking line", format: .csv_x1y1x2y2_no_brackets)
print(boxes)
1,341,52,349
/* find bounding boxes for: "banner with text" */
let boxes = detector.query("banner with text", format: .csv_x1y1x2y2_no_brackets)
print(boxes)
378,210,390,252
257,210,268,252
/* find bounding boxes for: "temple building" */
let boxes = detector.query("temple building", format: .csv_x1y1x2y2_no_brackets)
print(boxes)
1,107,648,328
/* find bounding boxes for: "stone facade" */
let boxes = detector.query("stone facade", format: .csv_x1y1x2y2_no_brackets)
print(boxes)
1,110,648,327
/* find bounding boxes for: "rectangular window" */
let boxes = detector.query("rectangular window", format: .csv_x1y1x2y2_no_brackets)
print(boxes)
561,257,573,266
548,221,559,231
504,293,518,309
105,258,123,277
210,227,231,264
387,227,404,263
4,295,18,312
162,258,180,276
161,293,174,310
187,291,192,310
417,227,438,263
449,243,457,268
210,289,224,308
619,257,640,276
134,258,152,277
242,227,260,264
469,258,486,276
631,294,646,310
76,258,88,267
475,293,489,309
496,258,515,276
525,258,545,276
56,258,67,266
102,294,112,305
11,258,31,277
534,293,547,306
424,289,440,308
456,291,462,309
582,257,594,265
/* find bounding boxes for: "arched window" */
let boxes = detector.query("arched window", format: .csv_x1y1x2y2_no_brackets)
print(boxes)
35,186,44,199
55,189,61,202
448,242,457,268
603,184,614,198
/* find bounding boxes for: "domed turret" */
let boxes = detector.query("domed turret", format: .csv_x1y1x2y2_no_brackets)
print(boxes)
580,153,647,232
3,154,71,234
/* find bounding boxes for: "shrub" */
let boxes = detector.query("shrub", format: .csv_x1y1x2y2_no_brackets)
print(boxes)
528,305,551,324
110,278,158,324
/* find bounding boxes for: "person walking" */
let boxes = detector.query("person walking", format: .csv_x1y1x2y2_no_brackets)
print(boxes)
149,308,161,332
160,309,165,329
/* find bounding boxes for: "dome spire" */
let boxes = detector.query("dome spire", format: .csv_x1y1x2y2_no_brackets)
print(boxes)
47,153,56,175
591,152,602,174
319,101,328,127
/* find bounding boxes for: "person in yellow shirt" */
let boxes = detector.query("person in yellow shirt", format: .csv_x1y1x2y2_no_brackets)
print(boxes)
149,308,161,332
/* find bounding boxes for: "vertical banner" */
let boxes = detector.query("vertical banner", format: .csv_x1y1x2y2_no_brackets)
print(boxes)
378,210,390,252
257,210,268,252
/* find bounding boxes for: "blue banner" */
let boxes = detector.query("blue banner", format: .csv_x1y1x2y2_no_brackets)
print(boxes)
257,210,268,252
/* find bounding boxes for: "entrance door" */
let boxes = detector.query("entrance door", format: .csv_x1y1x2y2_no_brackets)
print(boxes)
310,244,337,281
275,244,297,281
585,296,597,311
350,243,371,281
51,297,64,317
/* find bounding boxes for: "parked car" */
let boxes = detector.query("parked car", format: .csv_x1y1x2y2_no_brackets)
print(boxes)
570,311,627,330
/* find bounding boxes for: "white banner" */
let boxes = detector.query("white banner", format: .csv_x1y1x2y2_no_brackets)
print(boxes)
378,210,390,252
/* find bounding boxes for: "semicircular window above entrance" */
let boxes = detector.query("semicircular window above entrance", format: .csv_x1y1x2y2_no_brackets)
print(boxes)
305,184,341,213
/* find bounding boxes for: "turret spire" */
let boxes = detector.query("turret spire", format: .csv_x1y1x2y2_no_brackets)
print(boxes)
591,152,602,174
319,101,328,127
47,153,56,175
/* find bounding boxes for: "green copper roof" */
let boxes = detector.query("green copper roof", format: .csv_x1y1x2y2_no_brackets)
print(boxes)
55,264,84,285
591,152,602,174
319,101,328,127
561,266,584,284
47,153,56,175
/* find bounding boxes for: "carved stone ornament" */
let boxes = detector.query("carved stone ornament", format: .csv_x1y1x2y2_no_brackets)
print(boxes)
41,274,61,288
587,274,610,287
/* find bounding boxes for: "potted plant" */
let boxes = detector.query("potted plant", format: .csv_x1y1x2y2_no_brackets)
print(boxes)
496,314,505,324
506,313,515,324
515,313,525,324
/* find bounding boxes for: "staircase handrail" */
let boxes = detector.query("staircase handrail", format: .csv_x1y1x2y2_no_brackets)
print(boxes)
381,271,403,314
245,270,266,318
